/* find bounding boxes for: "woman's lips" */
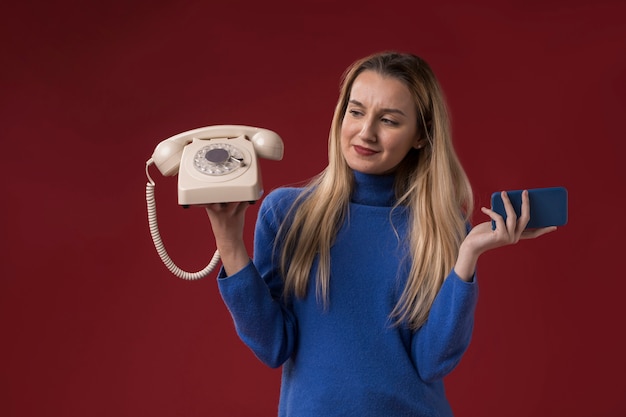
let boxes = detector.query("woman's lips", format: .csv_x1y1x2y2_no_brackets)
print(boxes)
353,145,378,156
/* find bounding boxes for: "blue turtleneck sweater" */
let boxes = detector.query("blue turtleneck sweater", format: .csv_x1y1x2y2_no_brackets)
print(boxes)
217,172,478,416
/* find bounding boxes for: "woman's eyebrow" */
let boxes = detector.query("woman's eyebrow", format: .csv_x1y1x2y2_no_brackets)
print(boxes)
348,99,407,116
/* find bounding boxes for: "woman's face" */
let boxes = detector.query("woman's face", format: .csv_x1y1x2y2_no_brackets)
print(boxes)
340,70,421,175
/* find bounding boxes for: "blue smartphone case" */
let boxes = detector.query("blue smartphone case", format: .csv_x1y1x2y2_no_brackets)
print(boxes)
490,187,568,229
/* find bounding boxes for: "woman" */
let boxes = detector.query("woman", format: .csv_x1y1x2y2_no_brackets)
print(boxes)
206,51,555,416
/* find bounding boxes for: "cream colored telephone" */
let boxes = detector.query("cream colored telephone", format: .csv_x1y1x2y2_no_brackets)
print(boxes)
145,125,284,280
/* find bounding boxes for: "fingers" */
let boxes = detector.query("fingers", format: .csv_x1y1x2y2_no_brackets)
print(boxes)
480,190,531,245
521,226,557,240
480,206,516,245
502,190,531,241
205,201,250,215
518,190,531,232
501,191,517,235
482,191,518,239
483,189,558,242
480,206,505,231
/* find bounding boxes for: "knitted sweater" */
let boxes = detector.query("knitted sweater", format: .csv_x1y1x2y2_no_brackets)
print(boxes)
217,171,478,417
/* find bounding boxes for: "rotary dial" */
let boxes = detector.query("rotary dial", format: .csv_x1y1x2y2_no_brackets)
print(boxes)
193,143,246,176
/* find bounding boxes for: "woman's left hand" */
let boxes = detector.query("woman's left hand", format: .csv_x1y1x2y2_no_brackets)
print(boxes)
454,190,557,280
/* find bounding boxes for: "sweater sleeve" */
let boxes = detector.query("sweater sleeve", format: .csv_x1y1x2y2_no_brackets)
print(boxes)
216,189,298,368
411,269,478,383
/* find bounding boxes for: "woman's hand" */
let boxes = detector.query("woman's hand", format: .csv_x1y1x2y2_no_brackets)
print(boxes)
454,190,557,281
204,202,251,276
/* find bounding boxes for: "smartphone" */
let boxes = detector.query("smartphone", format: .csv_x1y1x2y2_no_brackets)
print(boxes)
490,187,568,229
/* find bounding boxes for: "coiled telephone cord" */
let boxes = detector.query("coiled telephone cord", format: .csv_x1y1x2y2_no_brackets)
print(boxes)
145,160,220,280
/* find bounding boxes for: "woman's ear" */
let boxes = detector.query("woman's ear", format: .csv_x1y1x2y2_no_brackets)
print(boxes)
413,137,427,150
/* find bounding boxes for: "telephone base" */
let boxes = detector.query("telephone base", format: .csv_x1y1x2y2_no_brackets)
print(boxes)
181,200,257,209
178,186,264,205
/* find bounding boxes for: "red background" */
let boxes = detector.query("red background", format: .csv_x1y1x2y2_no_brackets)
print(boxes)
2,0,625,416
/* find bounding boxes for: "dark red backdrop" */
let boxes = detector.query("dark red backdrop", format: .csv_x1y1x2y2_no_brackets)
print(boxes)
2,0,625,416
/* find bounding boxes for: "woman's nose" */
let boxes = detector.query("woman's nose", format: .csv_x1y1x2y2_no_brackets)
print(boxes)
358,119,377,142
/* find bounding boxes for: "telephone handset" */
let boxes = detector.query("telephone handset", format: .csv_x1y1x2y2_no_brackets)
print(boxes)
145,125,284,280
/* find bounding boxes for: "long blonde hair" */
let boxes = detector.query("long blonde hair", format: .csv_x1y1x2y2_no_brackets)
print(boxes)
277,51,473,330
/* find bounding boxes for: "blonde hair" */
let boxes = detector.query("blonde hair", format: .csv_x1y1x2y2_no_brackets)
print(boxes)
277,51,473,330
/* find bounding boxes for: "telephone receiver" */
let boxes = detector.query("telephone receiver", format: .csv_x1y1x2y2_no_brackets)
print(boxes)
145,125,284,280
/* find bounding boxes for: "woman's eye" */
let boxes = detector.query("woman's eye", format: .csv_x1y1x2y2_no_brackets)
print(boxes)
348,109,363,117
382,118,399,126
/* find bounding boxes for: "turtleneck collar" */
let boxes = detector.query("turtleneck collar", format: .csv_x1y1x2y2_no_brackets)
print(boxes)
351,170,397,207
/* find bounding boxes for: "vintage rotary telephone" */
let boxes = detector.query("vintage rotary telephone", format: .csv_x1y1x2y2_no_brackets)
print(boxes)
145,125,284,280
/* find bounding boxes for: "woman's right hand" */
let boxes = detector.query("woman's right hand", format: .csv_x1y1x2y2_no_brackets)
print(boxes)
204,202,251,276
